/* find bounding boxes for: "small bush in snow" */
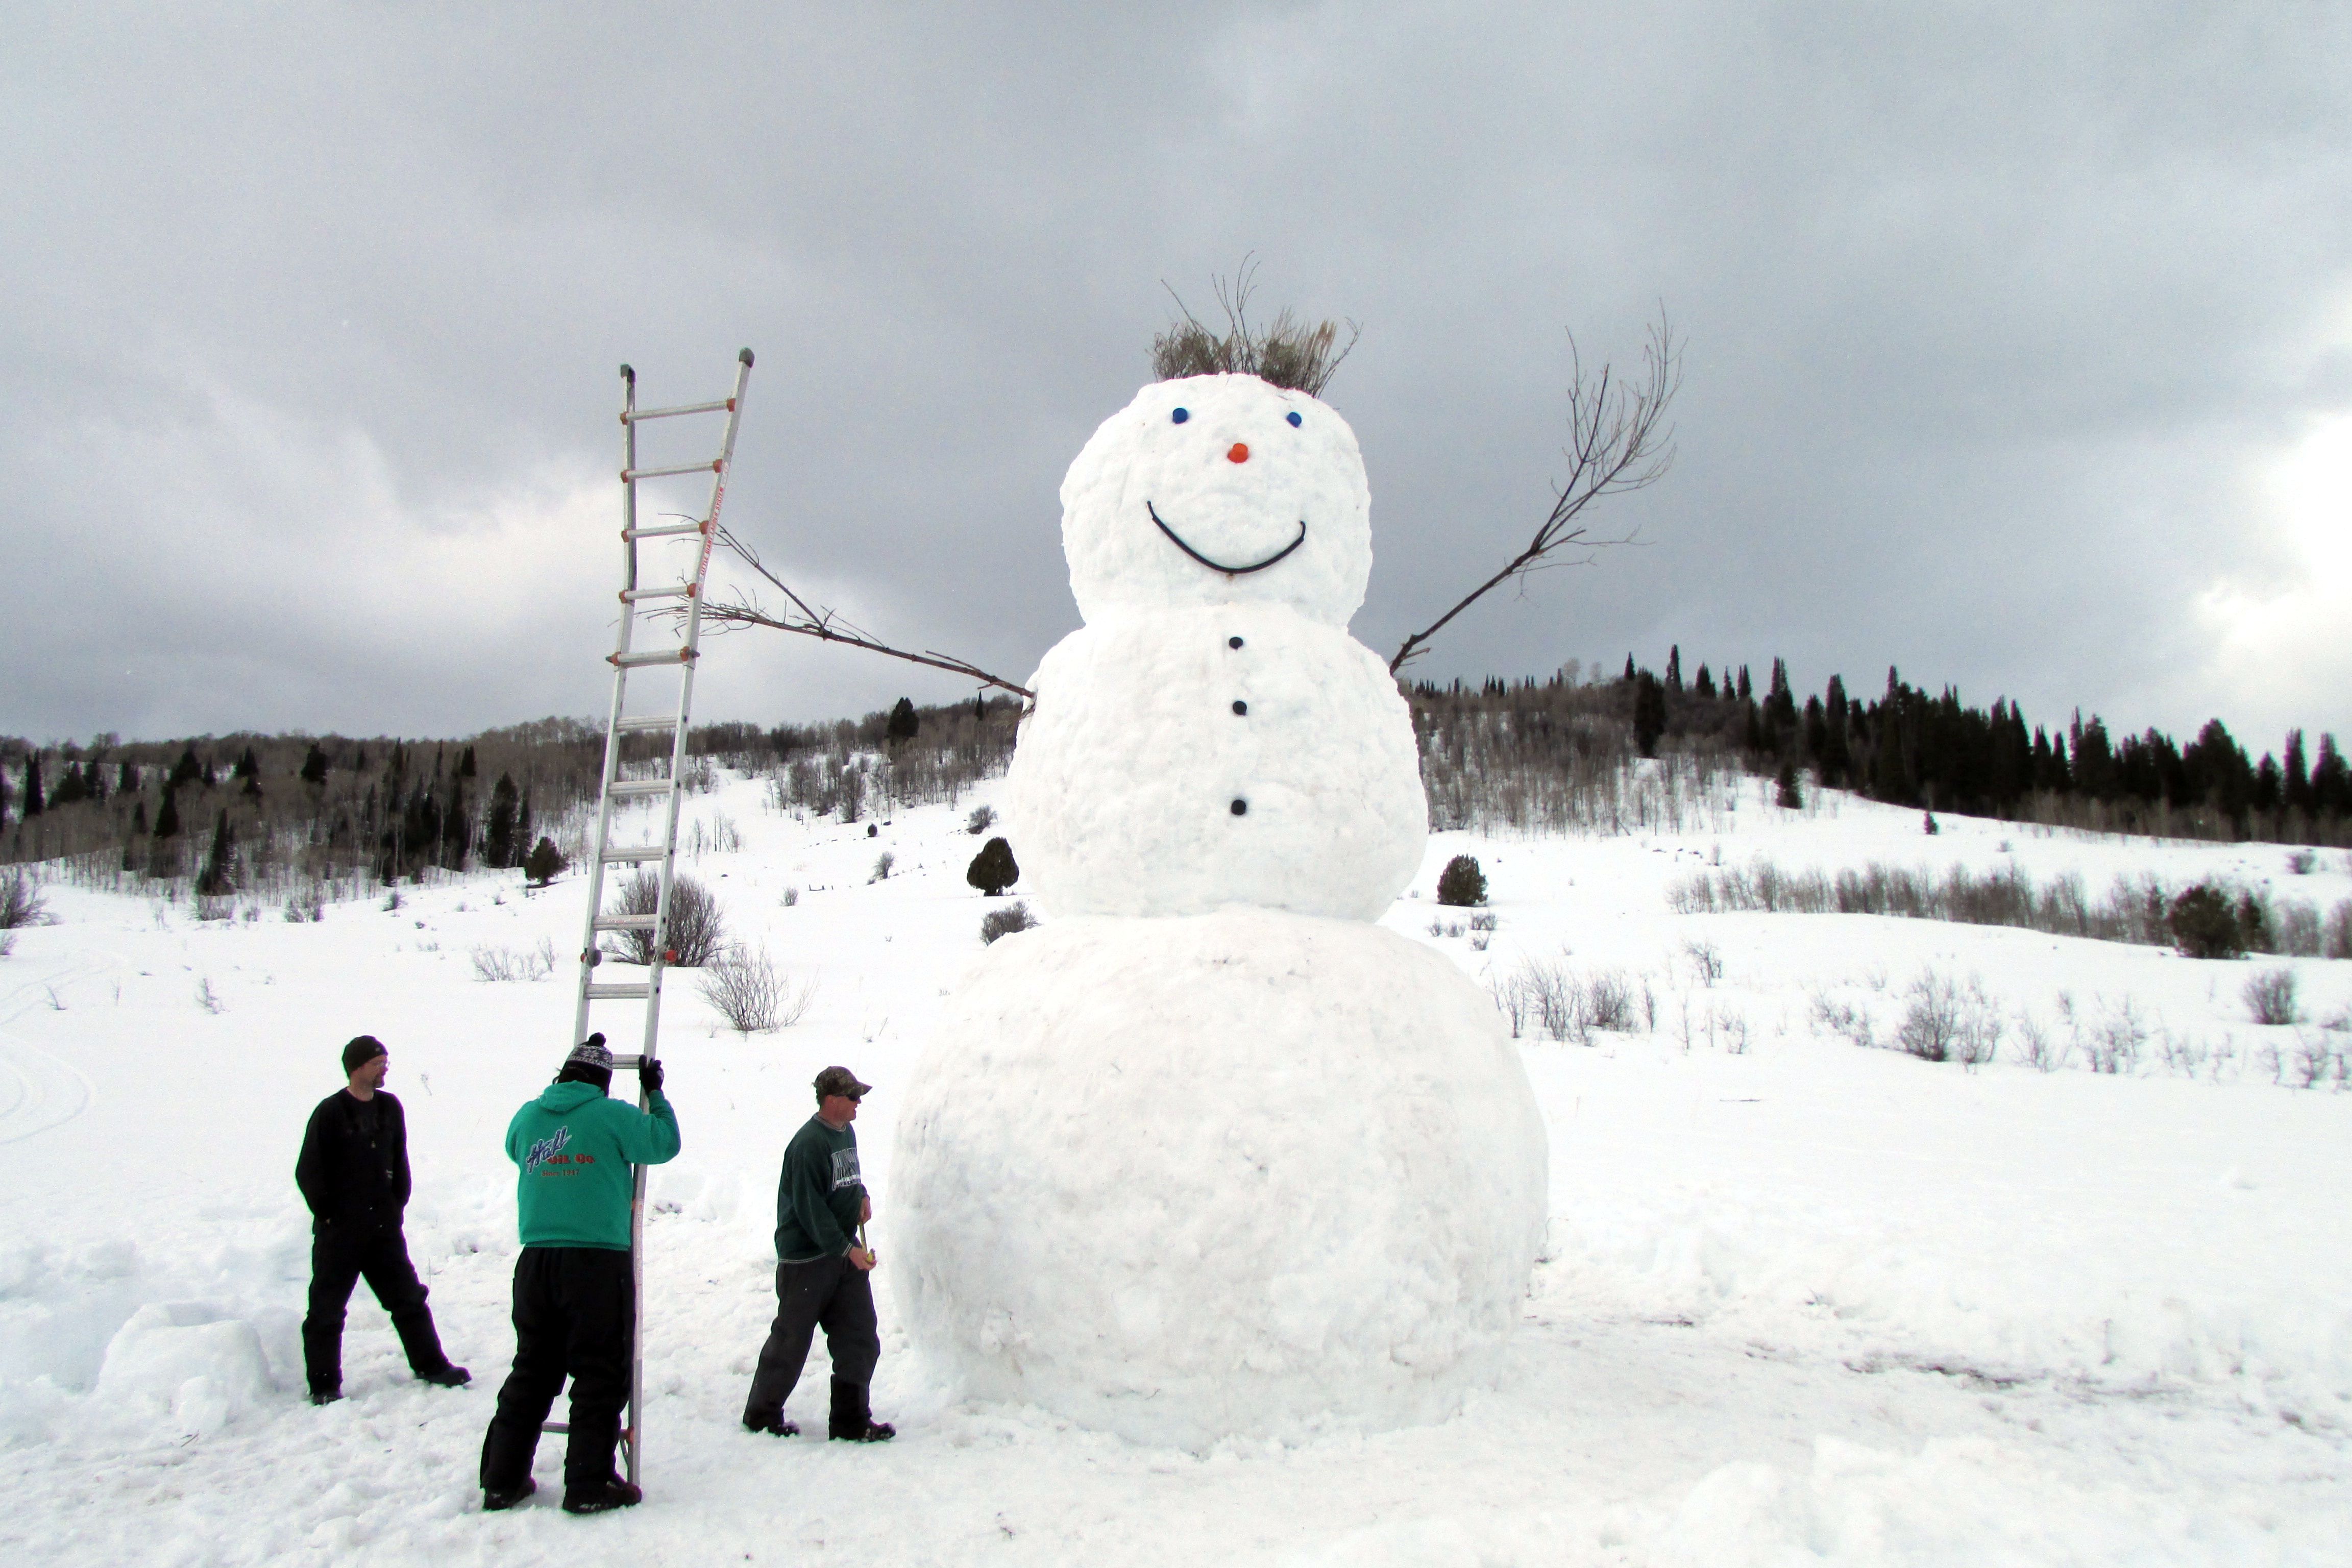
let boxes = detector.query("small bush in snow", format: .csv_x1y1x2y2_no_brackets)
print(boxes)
699,944,815,1033
1585,969,1637,1033
2242,968,2302,1026
1896,970,2001,1066
780,886,800,908
967,837,1019,897
1775,764,1803,810
2063,993,2146,1074
2287,848,2317,875
523,837,566,888
603,871,726,967
2325,899,2352,961
871,851,895,883
0,871,46,930
1436,855,1487,908
979,901,1036,945
1809,990,1875,1050
966,804,996,835
1680,938,1724,986
2168,884,2245,959
1468,911,1499,933
2013,1013,2068,1072
471,942,556,983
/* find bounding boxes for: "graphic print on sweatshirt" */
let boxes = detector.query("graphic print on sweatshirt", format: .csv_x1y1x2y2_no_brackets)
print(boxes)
525,1125,573,1176
830,1145,863,1193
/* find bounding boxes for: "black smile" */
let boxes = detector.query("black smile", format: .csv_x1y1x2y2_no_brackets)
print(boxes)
1146,502,1307,577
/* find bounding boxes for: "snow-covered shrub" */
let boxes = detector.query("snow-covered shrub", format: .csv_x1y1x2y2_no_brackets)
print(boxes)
1468,911,1498,933
2287,848,2317,874
2013,1012,2068,1072
1809,989,1875,1050
0,871,43,930
523,837,565,888
1435,855,1487,907
1680,937,1723,986
470,942,554,983
601,871,726,967
979,901,1036,945
966,804,996,835
2325,899,2352,961
2065,994,2147,1074
1584,969,1637,1032
2242,968,2302,1026
871,851,895,883
2272,900,2323,957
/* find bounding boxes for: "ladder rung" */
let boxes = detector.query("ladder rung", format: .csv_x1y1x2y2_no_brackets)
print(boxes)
623,519,707,541
585,983,654,1000
622,460,724,481
542,1422,570,1434
595,914,660,932
610,648,697,668
611,1054,649,1069
621,583,697,602
614,715,680,734
623,398,733,424
602,844,665,863
607,778,677,798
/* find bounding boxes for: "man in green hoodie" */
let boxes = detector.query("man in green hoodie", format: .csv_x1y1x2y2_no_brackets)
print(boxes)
478,1034,681,1515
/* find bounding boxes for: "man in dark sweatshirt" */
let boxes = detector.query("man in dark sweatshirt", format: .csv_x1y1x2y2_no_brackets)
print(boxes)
741,1064,894,1443
478,1034,681,1515
294,1035,468,1405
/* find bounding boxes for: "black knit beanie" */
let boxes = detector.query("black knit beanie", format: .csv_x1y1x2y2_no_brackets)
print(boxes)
342,1035,388,1073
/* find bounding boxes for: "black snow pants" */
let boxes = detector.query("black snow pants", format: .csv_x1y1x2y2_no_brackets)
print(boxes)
742,1254,881,1433
301,1227,450,1394
478,1246,636,1494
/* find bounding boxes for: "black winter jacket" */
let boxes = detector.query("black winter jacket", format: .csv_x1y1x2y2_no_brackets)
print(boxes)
295,1090,412,1236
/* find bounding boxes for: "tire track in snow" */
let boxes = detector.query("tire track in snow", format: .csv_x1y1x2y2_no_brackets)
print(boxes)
0,951,114,1146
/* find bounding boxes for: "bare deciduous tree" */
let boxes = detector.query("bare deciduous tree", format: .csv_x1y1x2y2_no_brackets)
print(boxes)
1389,315,1681,675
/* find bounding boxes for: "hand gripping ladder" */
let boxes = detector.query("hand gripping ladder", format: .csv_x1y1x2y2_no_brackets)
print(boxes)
548,348,753,1486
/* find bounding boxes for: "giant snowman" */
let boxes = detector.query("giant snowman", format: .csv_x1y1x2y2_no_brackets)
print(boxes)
893,372,1548,1448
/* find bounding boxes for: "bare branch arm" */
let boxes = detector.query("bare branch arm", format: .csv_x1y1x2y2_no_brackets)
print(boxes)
1389,313,1681,676
688,523,1035,700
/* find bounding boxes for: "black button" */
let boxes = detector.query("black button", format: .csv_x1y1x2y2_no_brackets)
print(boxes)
1230,799,1248,815
1228,635,1243,649
1232,700,1247,716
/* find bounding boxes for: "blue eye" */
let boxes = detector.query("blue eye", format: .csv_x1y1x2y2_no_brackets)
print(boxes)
1171,408,1189,424
1286,411,1302,427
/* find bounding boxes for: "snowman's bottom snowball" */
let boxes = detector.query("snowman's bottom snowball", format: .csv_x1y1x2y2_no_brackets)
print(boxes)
892,909,1548,1449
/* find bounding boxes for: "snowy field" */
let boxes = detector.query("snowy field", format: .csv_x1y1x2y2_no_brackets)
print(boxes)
3,769,2349,1565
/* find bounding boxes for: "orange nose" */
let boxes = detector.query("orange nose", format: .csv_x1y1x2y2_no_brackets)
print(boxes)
1227,442,1250,463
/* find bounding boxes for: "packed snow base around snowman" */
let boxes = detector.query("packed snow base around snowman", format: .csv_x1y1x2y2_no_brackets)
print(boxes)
3,772,2351,1563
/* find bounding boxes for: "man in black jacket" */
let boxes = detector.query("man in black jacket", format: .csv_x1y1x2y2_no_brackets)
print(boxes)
295,1035,468,1404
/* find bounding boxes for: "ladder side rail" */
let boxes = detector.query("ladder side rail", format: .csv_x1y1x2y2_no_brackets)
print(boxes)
573,364,645,1050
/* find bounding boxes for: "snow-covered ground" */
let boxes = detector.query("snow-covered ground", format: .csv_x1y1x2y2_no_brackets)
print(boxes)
3,770,2348,1565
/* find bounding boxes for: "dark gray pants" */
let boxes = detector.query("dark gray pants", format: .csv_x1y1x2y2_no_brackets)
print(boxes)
742,1255,880,1431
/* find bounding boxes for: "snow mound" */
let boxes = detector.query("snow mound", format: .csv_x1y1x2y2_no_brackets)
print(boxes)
1005,602,1426,920
892,909,1547,1449
94,1302,275,1437
1059,374,1371,625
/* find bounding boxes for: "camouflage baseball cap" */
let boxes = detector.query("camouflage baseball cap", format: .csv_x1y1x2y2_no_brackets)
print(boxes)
813,1065,871,1100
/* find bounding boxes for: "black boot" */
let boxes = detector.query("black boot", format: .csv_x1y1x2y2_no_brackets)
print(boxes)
827,1376,895,1442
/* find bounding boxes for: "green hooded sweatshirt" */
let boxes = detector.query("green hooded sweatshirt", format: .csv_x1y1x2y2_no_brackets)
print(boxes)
504,1081,682,1251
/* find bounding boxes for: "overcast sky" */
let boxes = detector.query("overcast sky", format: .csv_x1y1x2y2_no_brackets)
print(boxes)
6,3,2348,756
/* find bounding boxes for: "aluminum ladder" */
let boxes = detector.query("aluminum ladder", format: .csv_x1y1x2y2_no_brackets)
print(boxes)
548,347,754,1487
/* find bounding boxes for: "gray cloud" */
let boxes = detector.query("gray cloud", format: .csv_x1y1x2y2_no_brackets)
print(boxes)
6,3,2348,753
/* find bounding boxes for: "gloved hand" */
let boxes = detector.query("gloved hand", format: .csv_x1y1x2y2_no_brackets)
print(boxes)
640,1057,666,1096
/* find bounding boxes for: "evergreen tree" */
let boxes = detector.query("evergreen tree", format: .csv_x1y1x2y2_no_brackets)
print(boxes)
1632,672,1667,758
458,745,477,778
86,759,108,802
153,786,182,839
441,774,469,869
972,691,987,725
118,760,138,794
1822,675,1852,788
484,772,521,868
233,746,259,781
22,755,43,817
1763,658,1798,743
1694,664,1716,699
966,836,1019,896
523,836,566,887
2313,734,2349,817
170,746,203,789
195,809,236,896
887,697,920,743
2283,730,2312,815
1664,645,1682,694
47,762,87,808
300,744,329,785
1622,653,1636,683
1736,665,1753,703
130,800,147,836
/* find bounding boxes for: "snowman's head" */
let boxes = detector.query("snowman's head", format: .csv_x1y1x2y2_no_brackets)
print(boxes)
1059,374,1371,626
